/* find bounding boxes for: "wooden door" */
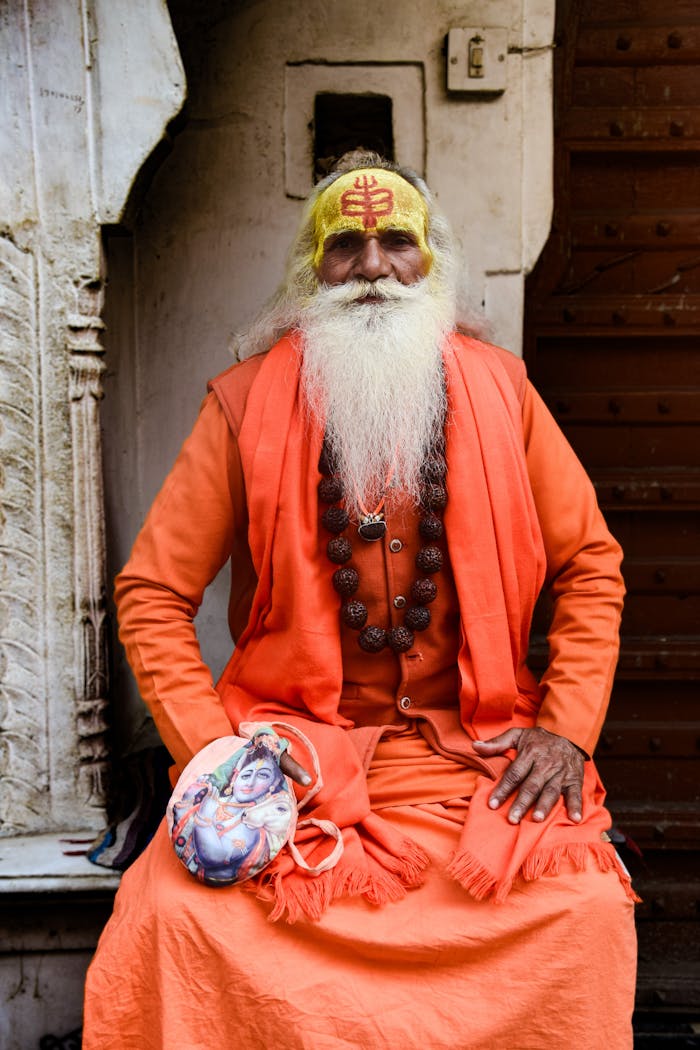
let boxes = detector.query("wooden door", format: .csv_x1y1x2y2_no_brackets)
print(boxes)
524,0,700,1012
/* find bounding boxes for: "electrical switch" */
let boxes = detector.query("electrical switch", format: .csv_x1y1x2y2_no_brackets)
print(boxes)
468,36,484,78
447,27,508,94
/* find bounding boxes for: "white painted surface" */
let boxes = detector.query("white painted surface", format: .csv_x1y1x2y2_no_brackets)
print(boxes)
92,0,186,222
0,833,120,893
484,271,525,356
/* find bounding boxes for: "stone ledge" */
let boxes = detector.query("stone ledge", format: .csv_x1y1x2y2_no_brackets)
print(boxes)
0,833,121,894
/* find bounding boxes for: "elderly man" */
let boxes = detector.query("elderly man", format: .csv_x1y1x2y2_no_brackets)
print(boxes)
83,153,637,1049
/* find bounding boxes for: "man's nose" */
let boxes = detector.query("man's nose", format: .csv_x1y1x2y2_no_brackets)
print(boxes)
354,237,392,281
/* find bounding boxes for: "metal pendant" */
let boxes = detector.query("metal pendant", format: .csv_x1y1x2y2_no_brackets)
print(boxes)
358,513,387,542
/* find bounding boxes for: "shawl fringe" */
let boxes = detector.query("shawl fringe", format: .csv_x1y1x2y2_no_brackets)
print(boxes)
361,834,429,882
256,856,425,924
358,811,430,883
249,819,430,923
447,840,641,905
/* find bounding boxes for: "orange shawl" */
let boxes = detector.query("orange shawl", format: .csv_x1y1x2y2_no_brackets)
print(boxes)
212,334,635,920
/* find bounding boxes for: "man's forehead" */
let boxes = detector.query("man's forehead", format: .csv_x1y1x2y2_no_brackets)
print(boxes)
311,168,431,268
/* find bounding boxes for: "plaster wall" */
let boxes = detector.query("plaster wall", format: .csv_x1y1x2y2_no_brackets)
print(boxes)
103,0,555,737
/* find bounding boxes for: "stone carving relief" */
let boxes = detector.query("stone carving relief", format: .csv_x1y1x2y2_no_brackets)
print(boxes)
0,0,185,839
68,279,110,808
0,251,111,833
0,238,48,834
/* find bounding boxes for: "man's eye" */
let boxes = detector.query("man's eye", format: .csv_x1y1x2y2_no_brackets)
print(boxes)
386,233,415,247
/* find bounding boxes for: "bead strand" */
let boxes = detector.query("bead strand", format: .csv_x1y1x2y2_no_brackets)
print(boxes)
318,443,447,655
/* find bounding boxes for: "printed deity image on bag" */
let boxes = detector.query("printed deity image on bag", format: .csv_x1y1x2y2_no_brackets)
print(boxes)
167,728,296,886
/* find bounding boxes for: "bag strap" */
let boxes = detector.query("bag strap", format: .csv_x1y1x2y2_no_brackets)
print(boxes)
239,720,344,874
286,817,344,875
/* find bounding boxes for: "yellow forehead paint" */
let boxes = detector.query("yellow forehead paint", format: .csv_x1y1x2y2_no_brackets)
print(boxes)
312,168,432,271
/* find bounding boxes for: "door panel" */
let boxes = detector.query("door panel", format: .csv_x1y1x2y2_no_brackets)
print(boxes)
525,0,700,1011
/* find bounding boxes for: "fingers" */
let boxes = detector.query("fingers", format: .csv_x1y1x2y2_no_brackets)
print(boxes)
487,751,536,818
485,727,585,824
279,751,312,786
528,778,582,825
531,781,565,823
500,772,567,825
472,728,522,754
564,782,583,823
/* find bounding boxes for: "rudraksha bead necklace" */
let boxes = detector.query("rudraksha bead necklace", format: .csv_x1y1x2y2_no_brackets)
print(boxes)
319,443,447,654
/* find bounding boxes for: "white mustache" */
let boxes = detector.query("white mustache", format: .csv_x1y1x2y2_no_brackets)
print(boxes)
317,278,426,305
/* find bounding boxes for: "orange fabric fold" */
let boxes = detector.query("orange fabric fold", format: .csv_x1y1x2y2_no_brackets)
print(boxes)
366,727,479,808
448,758,631,903
84,796,637,1050
208,335,636,918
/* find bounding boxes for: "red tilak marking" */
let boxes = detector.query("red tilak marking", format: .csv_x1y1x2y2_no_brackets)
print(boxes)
340,174,394,229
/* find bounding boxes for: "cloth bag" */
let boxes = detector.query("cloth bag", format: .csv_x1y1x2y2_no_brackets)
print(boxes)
166,723,343,886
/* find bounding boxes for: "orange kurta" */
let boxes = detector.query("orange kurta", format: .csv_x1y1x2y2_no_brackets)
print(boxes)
83,337,635,1049
112,341,623,769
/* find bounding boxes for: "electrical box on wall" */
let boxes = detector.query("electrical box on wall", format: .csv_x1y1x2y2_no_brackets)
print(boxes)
446,27,508,94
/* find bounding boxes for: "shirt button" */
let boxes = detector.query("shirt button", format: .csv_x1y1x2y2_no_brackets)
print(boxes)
399,696,412,711
393,595,406,609
389,539,403,553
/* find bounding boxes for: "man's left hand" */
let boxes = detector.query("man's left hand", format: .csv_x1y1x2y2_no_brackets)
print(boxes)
472,727,585,824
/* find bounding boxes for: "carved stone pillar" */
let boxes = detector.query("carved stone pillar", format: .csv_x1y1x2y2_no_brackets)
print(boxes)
68,280,109,807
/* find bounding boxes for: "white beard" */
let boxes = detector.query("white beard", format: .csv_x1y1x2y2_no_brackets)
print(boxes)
299,278,454,519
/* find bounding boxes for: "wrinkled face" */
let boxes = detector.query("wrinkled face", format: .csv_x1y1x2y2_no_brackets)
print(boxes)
312,168,431,290
233,758,278,802
317,229,427,290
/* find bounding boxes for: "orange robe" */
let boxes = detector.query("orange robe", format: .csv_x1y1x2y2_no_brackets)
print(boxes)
83,337,636,1048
